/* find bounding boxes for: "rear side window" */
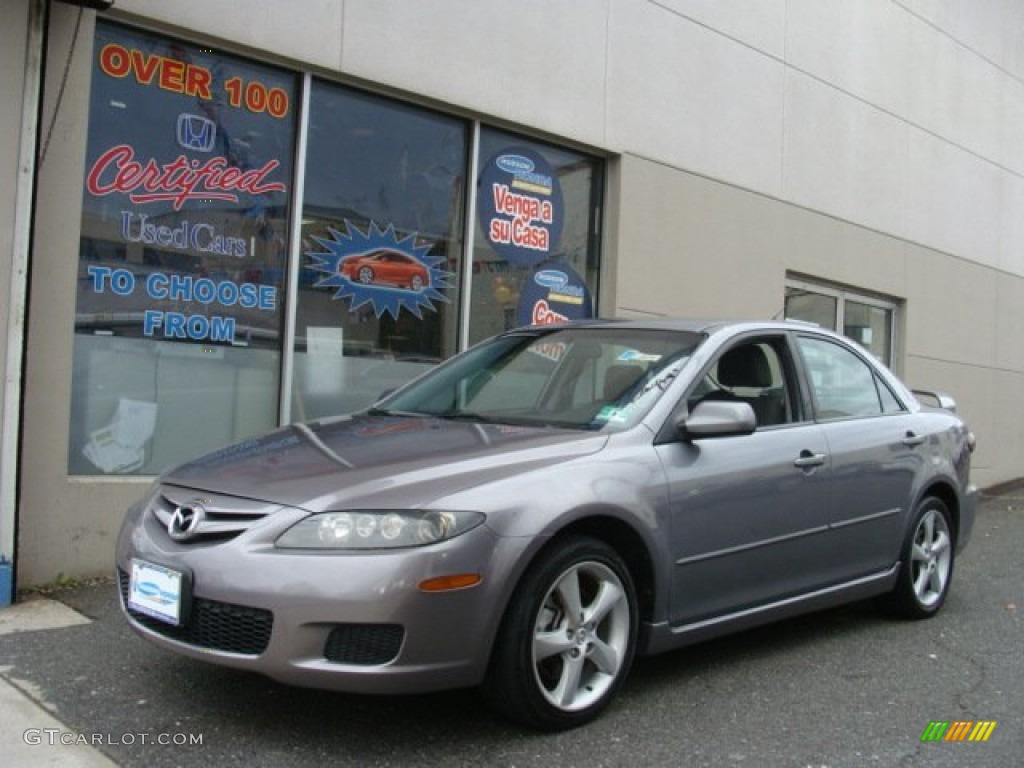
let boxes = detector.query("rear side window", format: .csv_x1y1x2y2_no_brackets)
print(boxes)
797,336,903,419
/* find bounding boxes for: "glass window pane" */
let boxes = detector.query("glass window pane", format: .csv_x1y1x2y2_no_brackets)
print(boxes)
69,22,297,474
469,128,603,345
876,373,905,413
784,287,837,330
844,300,892,363
293,81,468,421
797,336,883,419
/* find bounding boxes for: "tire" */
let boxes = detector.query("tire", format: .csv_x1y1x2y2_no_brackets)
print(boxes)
410,274,424,291
878,497,955,620
357,266,374,284
483,536,638,730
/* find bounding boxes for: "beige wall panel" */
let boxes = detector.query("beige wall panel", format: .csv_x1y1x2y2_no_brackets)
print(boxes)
993,270,1024,372
17,481,150,585
340,0,610,147
987,368,1024,490
605,0,784,196
902,247,998,369
18,7,105,582
611,157,784,320
655,0,787,59
782,70,908,237
786,0,910,117
905,128,1002,270
778,205,909,302
902,353,1000,490
113,0,344,70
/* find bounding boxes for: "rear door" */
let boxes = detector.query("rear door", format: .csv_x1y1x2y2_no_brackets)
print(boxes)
794,334,925,579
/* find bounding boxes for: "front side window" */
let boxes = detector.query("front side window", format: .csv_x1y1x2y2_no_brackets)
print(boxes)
69,22,297,474
688,339,795,428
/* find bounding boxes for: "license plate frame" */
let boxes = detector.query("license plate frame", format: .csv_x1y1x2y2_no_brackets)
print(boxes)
127,559,190,626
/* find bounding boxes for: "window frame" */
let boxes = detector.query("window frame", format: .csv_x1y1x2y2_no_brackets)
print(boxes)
784,276,900,369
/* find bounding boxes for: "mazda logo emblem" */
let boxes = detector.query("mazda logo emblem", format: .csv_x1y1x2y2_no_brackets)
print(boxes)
168,503,206,540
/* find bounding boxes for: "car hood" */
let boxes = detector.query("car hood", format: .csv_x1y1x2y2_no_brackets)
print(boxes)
161,413,608,511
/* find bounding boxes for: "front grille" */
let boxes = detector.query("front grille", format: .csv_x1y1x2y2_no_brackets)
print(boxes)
150,486,279,545
324,624,404,665
119,569,273,655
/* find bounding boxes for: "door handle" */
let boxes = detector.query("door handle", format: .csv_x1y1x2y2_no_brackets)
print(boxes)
793,451,827,468
902,431,925,447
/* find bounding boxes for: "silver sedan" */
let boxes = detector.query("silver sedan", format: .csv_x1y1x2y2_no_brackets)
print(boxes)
116,319,977,730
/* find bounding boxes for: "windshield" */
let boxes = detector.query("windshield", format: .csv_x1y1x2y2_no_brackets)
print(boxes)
373,327,703,430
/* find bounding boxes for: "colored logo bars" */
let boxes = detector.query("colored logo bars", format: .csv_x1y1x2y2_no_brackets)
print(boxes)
921,720,998,742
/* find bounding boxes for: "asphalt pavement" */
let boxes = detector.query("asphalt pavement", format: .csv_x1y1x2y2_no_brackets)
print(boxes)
0,486,1021,767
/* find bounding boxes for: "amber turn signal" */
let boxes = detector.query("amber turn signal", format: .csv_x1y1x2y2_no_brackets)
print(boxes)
418,573,482,592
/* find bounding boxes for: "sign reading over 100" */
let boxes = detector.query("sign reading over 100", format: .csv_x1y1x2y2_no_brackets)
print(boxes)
98,43,290,119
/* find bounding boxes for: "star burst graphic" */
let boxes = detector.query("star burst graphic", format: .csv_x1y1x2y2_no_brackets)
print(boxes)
306,222,451,320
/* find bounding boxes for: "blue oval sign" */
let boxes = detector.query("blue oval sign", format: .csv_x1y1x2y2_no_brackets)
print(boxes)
478,147,564,266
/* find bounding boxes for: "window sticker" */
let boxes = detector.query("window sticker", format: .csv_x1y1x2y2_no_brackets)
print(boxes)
478,147,565,266
306,221,452,319
594,406,631,424
516,262,593,327
617,350,662,363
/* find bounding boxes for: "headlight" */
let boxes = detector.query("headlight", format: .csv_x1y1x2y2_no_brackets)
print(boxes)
275,510,485,550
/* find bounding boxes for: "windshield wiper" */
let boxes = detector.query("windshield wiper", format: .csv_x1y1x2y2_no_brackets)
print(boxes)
366,407,430,418
442,410,500,424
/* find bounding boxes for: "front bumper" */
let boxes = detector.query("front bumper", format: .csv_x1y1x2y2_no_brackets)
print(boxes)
115,494,526,695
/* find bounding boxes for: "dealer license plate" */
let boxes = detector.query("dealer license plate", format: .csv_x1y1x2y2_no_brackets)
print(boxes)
128,559,183,626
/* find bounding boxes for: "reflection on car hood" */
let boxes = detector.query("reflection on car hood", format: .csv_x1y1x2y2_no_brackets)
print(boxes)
162,414,608,511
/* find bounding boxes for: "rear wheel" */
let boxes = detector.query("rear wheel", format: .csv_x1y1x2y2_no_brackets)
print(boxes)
879,497,955,619
484,536,637,730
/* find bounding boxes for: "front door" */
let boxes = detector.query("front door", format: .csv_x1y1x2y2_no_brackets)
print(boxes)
656,337,835,625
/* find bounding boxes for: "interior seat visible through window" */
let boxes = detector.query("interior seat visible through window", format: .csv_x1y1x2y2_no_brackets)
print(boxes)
695,343,788,427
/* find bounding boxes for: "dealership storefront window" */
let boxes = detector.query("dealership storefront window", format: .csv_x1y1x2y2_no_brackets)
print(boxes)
69,24,298,475
68,21,604,474
784,277,898,365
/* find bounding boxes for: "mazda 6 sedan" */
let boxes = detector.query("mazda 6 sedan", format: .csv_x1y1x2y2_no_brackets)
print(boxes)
116,319,977,730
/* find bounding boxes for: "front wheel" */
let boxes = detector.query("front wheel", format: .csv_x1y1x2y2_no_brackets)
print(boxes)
483,536,638,730
878,497,955,619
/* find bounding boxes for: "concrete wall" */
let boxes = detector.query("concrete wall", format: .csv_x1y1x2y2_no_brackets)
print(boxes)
15,0,1024,581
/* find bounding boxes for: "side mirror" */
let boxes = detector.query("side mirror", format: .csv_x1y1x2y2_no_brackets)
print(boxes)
679,400,757,440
